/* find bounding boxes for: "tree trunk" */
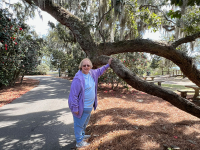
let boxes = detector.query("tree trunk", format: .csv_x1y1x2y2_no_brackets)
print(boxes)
21,74,25,84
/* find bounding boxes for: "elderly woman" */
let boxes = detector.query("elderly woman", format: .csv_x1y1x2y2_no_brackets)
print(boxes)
68,58,112,148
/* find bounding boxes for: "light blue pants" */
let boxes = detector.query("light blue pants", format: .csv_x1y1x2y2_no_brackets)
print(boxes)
73,108,92,144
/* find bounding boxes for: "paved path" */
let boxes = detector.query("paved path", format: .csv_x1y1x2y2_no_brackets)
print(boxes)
0,76,75,150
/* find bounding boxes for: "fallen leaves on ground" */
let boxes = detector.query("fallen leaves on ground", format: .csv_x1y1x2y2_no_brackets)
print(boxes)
79,83,200,150
0,78,39,107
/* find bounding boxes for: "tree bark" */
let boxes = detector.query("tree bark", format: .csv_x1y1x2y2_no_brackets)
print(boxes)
25,0,200,118
95,55,200,118
97,40,200,87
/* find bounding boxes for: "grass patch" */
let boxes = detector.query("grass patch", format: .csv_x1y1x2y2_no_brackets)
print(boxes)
162,84,195,95
162,84,189,91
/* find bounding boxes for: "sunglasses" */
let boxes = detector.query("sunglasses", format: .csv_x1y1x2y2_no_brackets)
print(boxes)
82,64,90,67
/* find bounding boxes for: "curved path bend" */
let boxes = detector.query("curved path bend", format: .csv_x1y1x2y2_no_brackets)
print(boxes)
0,76,75,150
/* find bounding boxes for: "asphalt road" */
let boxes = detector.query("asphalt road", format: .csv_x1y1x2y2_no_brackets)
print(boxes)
0,76,76,150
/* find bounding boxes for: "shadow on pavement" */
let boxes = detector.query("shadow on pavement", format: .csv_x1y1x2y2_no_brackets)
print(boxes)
0,76,75,150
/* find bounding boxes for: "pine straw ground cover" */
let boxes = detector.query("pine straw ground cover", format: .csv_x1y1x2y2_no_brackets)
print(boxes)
0,77,40,107
79,83,200,150
1,77,200,150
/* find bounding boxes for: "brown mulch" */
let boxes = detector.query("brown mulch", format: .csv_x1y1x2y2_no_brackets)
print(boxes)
82,83,200,150
1,77,200,150
0,77,40,107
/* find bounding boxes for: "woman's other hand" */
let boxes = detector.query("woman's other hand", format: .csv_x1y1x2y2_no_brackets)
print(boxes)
74,111,79,115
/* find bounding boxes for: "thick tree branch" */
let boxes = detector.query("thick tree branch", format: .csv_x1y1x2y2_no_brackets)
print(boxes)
172,32,200,48
97,39,200,87
94,55,200,119
25,0,97,57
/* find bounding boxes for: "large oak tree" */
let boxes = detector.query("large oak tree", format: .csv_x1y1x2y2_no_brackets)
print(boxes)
23,0,200,118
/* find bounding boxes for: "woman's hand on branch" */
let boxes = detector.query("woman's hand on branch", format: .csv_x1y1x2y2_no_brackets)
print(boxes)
108,58,113,65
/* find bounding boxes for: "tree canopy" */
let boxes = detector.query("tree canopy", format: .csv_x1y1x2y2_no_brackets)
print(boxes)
5,0,200,118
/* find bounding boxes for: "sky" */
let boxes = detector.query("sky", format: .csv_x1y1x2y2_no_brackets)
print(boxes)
27,11,57,36
143,30,161,41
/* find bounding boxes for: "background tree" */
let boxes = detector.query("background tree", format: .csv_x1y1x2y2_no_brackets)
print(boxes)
150,55,161,69
45,22,86,76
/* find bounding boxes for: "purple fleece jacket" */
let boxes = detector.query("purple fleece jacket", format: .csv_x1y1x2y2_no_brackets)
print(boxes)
68,64,110,118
